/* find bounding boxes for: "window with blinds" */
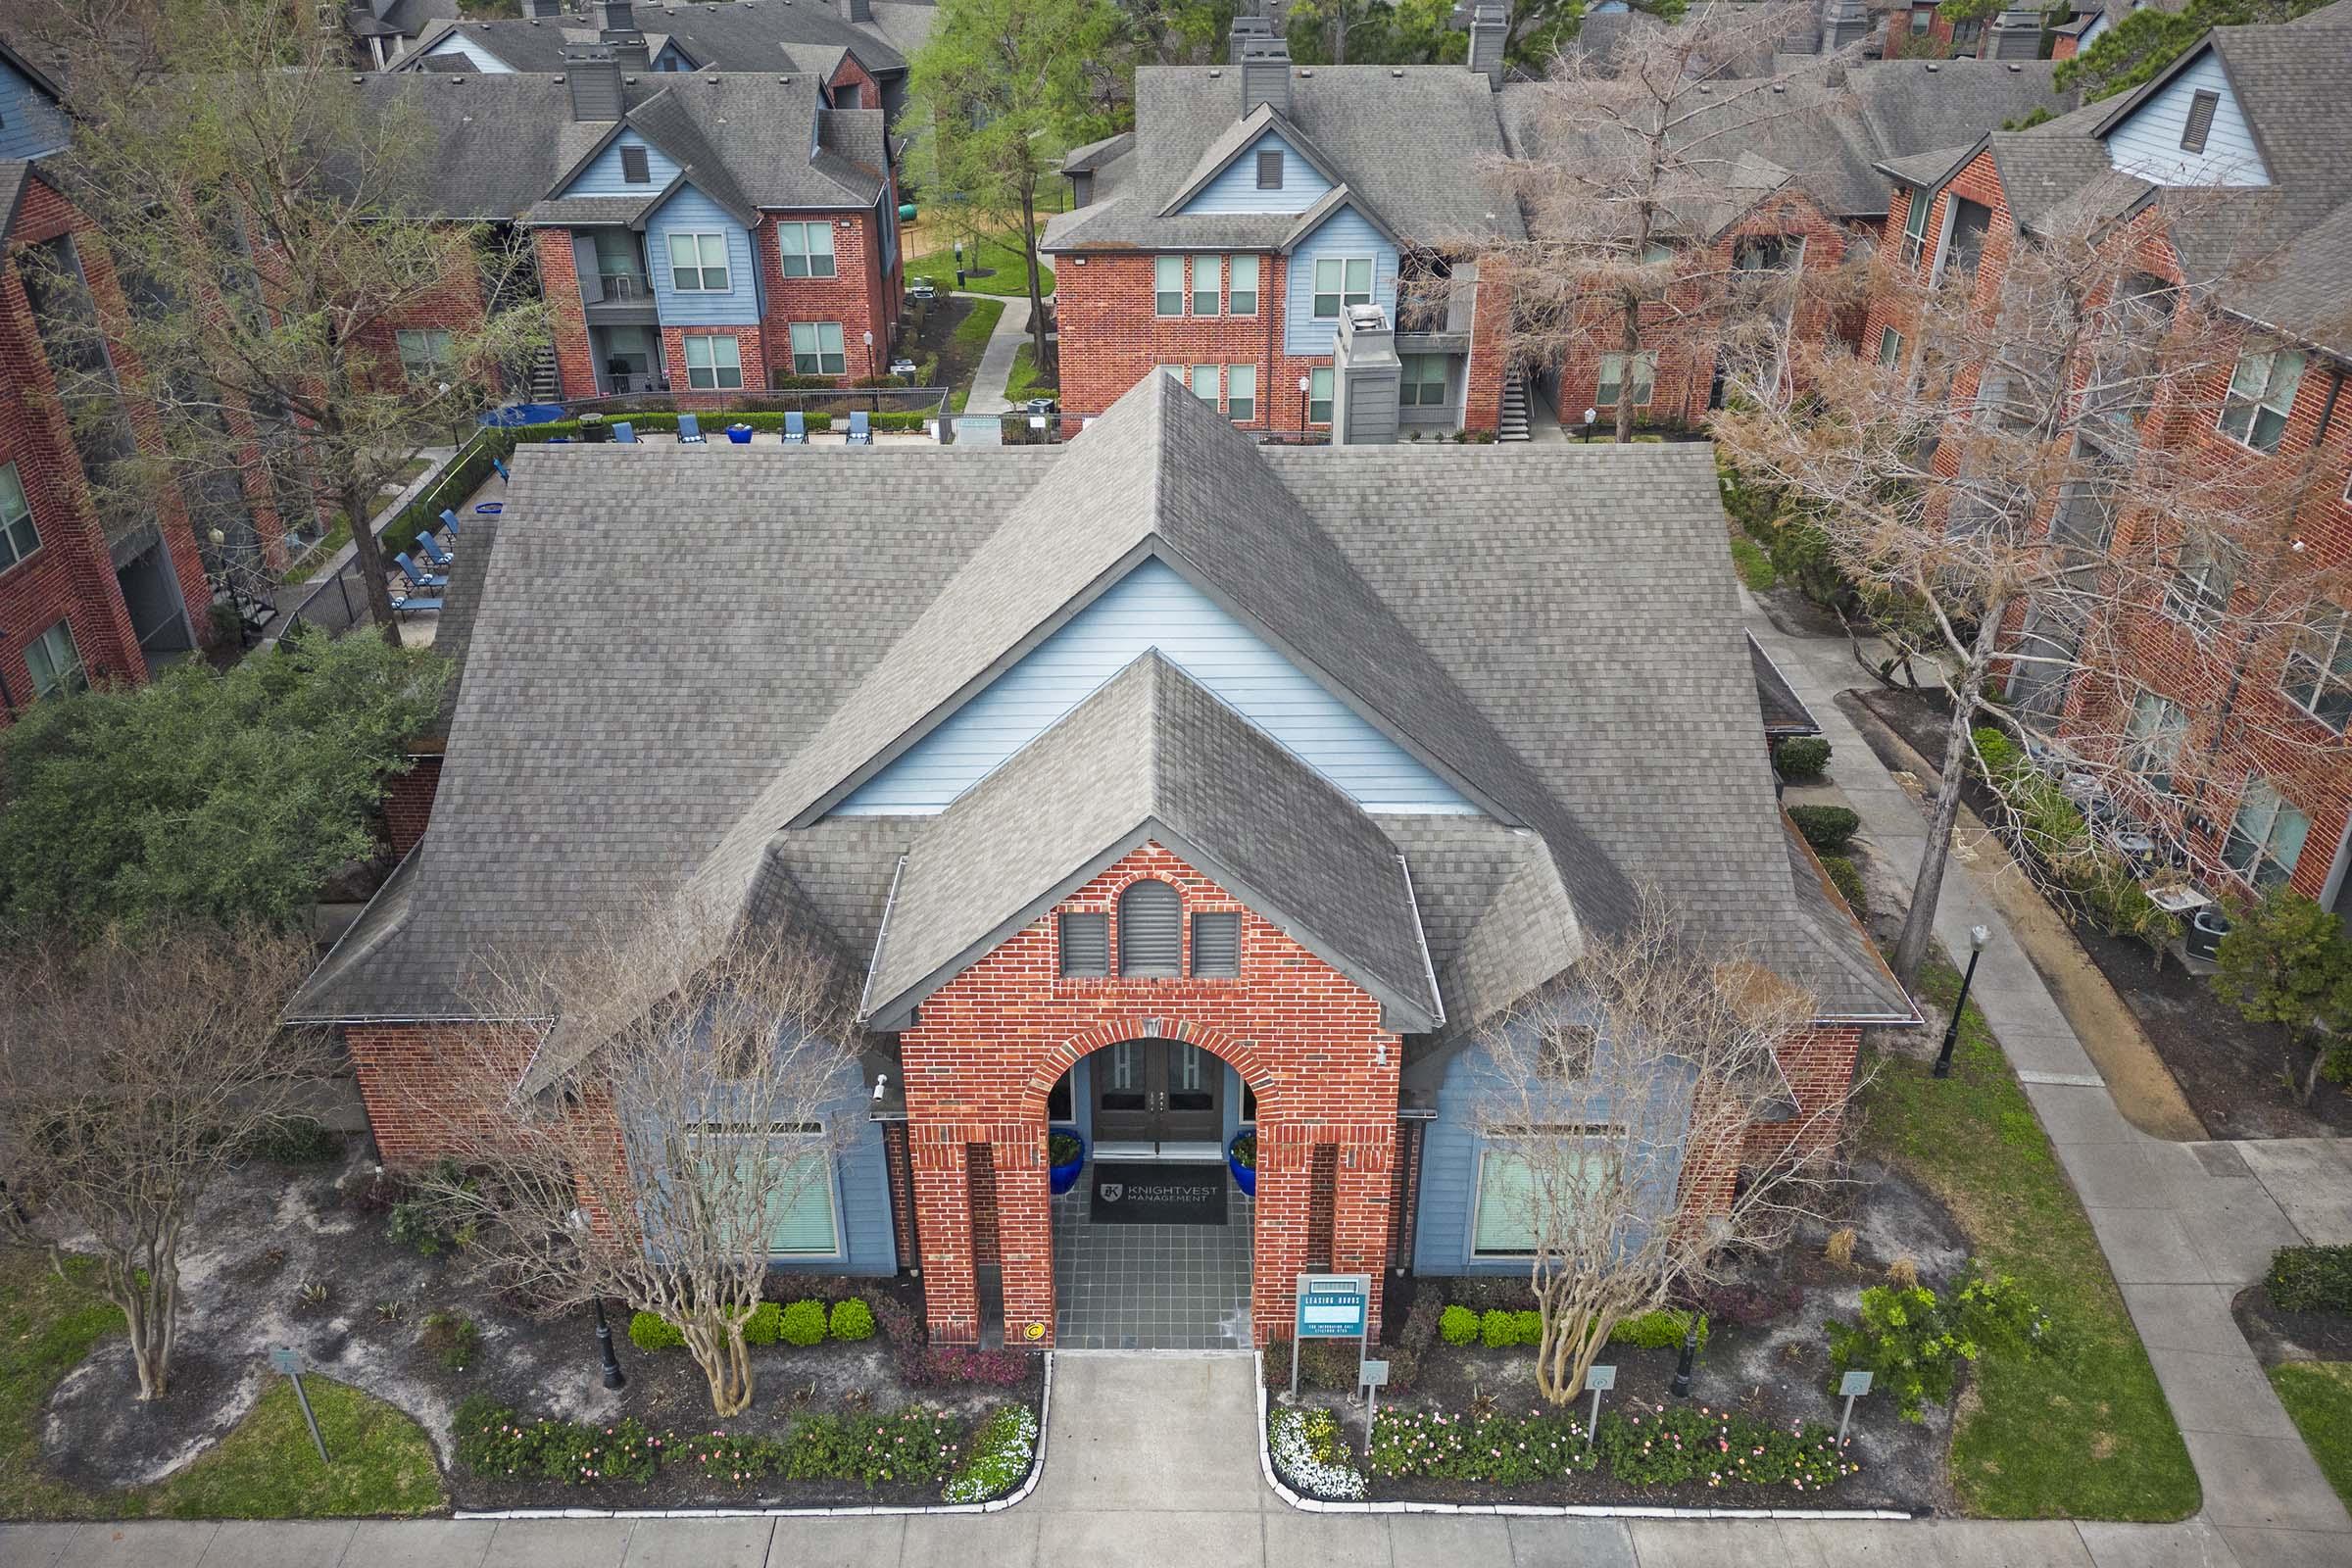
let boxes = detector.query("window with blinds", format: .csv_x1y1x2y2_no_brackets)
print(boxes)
1059,911,1108,976
1118,880,1182,976
1191,911,1240,977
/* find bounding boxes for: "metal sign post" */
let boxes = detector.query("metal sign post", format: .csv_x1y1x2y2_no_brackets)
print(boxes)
1361,1358,1390,1433
1290,1273,1372,1397
1584,1363,1616,1445
1837,1368,1873,1446
270,1348,329,1465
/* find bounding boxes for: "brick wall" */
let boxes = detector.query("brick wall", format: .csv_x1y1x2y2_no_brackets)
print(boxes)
536,227,598,401
755,211,894,384
383,752,444,858
662,324,770,410
828,56,881,111
343,1021,545,1167
882,1120,919,1267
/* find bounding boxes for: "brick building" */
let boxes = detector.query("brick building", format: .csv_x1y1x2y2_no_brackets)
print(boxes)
288,374,1912,1349
1859,4,2352,910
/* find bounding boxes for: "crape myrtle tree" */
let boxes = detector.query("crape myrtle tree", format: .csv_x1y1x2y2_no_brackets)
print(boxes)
1469,898,1840,1404
27,0,548,644
0,924,334,1400
410,906,864,1418
909,0,1130,372
1713,179,2340,988
1479,3,1857,442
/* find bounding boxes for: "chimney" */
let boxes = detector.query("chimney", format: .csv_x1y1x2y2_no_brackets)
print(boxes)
1822,0,1870,51
1241,35,1291,118
608,33,651,71
594,0,633,30
1986,8,2043,59
564,44,624,121
842,0,872,23
1229,8,1272,65
524,0,564,18
1468,3,1507,89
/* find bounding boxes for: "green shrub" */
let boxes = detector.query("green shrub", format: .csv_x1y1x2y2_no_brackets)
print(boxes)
2268,1245,2352,1315
450,1393,659,1485
1821,854,1869,919
245,1115,342,1164
1788,805,1860,854
384,1160,475,1257
420,1310,478,1372
1370,1404,1599,1484
743,1300,786,1347
628,1311,684,1351
1773,736,1832,783
1729,535,1777,592
780,1298,827,1347
1828,1265,2050,1421
830,1298,877,1342
1611,1307,1708,1351
1767,517,1849,609
1439,1304,1481,1345
944,1403,1039,1503
2215,890,2352,1036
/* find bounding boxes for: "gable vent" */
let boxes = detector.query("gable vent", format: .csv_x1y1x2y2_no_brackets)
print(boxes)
2180,88,2219,155
1191,911,1241,977
1118,880,1182,977
1059,911,1109,977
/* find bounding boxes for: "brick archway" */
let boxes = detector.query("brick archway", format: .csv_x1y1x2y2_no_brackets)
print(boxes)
1012,1012,1280,1125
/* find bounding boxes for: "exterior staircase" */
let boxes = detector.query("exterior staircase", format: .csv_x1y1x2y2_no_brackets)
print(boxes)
525,345,561,402
1498,369,1531,442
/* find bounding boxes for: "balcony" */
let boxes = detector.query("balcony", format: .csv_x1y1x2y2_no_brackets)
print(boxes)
582,267,658,325
1396,260,1478,356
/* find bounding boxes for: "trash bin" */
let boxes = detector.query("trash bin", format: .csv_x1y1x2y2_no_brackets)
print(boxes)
726,423,754,444
577,413,610,444
2186,906,2230,962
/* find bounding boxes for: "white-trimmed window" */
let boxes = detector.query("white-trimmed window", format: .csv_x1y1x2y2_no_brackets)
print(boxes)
394,328,453,382
789,322,845,376
1312,256,1373,319
776,221,837,278
693,1125,840,1258
1225,364,1255,421
1229,255,1258,317
2162,533,2236,630
2222,777,2310,893
2283,604,2352,732
1399,354,1447,409
2124,690,2185,795
1877,326,1903,368
1596,350,1656,408
1189,364,1218,405
0,463,40,571
24,617,82,701
2217,342,2304,455
667,231,730,292
682,334,744,390
1308,367,1333,424
1900,186,1934,263
1193,253,1221,317
1155,255,1184,317
1470,1128,1620,1259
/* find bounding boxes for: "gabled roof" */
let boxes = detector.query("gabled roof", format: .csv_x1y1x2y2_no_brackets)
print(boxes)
1156,101,1348,219
1748,633,1818,738
398,0,917,78
1280,183,1399,250
0,32,69,102
859,652,1444,1033
1876,139,1982,193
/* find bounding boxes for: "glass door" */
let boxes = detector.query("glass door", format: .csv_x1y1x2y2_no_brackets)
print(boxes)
1093,1040,1152,1143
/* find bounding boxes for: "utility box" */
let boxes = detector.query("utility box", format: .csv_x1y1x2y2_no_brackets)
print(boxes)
1332,304,1400,446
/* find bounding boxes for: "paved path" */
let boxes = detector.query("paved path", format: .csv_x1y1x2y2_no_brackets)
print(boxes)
961,293,1033,417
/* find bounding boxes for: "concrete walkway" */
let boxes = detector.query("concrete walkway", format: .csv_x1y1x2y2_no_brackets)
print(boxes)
961,293,1033,416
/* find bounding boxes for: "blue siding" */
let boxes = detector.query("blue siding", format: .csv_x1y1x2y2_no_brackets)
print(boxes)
832,558,1478,814
1284,207,1398,359
0,58,69,161
645,184,760,327
772,1108,899,1278
655,42,695,71
1178,131,1334,216
2106,53,2270,187
562,134,683,198
422,33,514,73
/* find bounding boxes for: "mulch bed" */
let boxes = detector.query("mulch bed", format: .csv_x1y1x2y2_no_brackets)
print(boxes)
1854,685,2341,1139
2233,1282,2352,1370
910,296,988,394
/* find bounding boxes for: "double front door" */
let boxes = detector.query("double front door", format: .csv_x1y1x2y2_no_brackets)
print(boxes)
1092,1039,1222,1149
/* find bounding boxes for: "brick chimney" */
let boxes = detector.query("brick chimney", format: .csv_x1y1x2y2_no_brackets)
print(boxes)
564,44,624,122
1468,3,1507,89
1986,8,2043,59
1241,35,1291,119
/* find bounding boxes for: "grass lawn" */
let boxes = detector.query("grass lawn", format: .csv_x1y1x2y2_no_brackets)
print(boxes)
908,236,1053,299
0,1251,445,1520
2271,1362,2352,1508
1857,958,2200,1521
946,297,1005,415
1729,533,1776,592
1005,342,1056,404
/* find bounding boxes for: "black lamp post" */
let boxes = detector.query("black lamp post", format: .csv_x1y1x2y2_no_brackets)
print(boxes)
1934,924,1992,1080
1579,407,1596,443
1669,1317,1699,1398
593,1298,627,1391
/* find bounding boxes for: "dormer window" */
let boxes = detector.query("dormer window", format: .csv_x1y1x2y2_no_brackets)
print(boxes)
620,144,650,184
1118,880,1181,976
1255,149,1283,190
2180,89,2219,155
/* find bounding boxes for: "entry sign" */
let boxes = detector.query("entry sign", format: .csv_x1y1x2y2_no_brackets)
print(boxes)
1296,1274,1370,1340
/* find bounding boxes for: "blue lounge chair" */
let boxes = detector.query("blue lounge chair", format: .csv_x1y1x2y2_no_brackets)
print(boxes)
393,592,442,615
847,410,873,446
439,508,463,538
677,413,707,444
395,553,448,591
782,411,809,445
492,456,511,482
415,532,455,568
613,420,637,443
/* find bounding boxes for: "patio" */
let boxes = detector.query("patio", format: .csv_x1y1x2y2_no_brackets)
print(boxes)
1051,1181,1254,1351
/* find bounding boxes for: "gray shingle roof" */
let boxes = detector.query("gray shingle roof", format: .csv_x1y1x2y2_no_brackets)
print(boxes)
1749,632,1818,737
399,0,917,77
420,514,495,744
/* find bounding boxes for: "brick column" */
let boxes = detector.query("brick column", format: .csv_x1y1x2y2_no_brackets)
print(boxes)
535,228,597,401
912,1125,982,1344
993,1128,1055,1347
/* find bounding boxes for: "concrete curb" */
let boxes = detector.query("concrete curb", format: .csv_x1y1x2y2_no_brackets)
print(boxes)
1253,1350,1914,1522
453,1348,1053,1521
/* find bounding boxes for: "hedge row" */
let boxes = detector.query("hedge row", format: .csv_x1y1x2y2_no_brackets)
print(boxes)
1437,1303,1709,1352
628,1297,875,1351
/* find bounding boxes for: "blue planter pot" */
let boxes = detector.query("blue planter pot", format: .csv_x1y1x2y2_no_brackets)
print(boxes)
1048,1128,1088,1196
1228,1130,1257,1198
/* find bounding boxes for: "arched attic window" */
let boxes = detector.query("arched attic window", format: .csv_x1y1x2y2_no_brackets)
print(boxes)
1118,879,1182,977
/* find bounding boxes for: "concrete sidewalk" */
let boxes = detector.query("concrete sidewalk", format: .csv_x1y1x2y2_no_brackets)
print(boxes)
960,294,1033,416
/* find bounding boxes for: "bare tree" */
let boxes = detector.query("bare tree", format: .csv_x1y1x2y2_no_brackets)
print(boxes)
1469,898,1845,1404
1714,181,2340,986
0,924,334,1400
410,906,864,1418
1480,5,1856,441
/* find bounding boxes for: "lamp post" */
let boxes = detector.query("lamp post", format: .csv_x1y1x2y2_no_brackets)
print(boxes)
593,1298,627,1391
1934,924,1992,1079
1581,407,1597,443
1670,1317,1699,1397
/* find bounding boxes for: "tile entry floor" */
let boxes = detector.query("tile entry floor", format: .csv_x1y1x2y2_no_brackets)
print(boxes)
1051,1178,1253,1349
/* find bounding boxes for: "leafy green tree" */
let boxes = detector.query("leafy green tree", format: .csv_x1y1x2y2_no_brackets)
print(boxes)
2213,890,2352,1102
2056,0,2330,101
911,0,1130,370
0,631,446,934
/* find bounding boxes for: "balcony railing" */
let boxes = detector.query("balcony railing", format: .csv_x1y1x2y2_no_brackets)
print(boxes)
596,271,652,302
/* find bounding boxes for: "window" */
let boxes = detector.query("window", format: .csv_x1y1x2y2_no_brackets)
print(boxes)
1191,911,1240,977
1399,353,1447,409
1059,911,1109,976
1910,6,1932,31
1189,364,1218,405
2217,343,2304,454
667,231,729,292
2162,533,2236,628
1155,255,1184,317
1900,186,1934,263
788,321,845,376
2283,605,2352,732
683,333,744,390
1193,253,1221,317
693,1128,839,1257
1229,254,1258,317
1641,240,1674,266
394,328,453,382
1877,326,1904,368
1950,16,1982,47
620,144,651,184
1734,236,1798,272
0,464,40,571
2180,88,2220,155
1226,364,1255,421
1312,256,1373,319
1118,879,1181,976
776,221,837,278
1308,366,1333,424
1159,363,1184,381
2222,778,2310,892
1255,149,1283,190
24,618,81,701
1596,350,1656,407
2124,691,2185,794
1938,197,1991,285
1470,1129,1619,1258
